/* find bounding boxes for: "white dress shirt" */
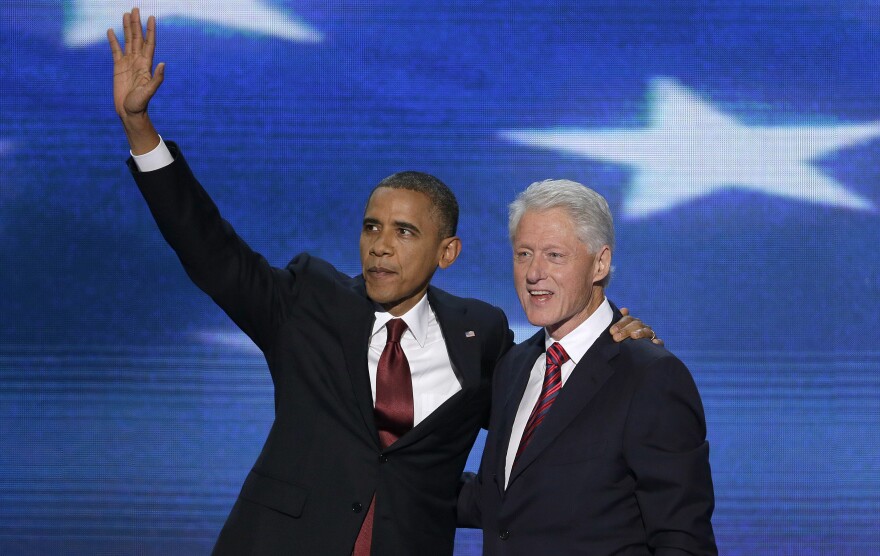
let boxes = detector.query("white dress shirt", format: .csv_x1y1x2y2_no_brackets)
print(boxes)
504,297,613,487
369,294,462,426
132,141,463,424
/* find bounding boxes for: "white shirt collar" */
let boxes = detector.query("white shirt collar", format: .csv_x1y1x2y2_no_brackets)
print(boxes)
371,292,431,348
544,297,613,366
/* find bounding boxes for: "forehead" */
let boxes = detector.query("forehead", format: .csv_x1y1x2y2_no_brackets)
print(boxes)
514,208,580,243
365,187,437,222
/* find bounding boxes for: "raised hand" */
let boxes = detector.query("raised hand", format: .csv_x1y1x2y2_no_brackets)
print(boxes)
107,7,163,153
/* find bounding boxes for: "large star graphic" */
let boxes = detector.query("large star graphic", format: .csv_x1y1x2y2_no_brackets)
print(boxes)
501,79,879,218
64,0,323,46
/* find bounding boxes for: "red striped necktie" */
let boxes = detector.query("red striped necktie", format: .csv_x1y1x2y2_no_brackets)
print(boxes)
513,342,570,468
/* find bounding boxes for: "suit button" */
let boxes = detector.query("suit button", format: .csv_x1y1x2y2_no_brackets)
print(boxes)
499,530,510,540
378,454,389,463
352,502,363,513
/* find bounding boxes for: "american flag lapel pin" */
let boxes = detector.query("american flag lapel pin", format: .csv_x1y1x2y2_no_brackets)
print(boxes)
465,331,476,338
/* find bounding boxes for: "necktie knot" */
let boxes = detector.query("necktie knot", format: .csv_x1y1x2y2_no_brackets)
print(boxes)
547,342,569,367
386,318,408,343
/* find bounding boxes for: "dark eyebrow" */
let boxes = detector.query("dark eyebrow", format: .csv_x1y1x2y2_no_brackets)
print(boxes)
362,218,421,235
393,220,421,234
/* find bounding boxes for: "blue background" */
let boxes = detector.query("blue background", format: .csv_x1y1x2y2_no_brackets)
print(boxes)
2,1,879,554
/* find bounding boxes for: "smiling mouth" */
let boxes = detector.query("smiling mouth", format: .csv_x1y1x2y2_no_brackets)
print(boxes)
528,290,553,299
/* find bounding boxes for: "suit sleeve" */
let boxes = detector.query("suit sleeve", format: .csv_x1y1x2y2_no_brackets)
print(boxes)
623,356,718,556
458,306,513,527
481,307,515,429
128,143,295,351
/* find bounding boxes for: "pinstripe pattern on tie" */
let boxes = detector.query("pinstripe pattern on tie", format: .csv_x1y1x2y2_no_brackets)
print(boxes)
513,342,570,468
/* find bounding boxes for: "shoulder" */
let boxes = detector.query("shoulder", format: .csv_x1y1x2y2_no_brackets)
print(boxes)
615,339,704,411
283,252,364,294
429,286,507,323
617,337,679,369
497,330,542,368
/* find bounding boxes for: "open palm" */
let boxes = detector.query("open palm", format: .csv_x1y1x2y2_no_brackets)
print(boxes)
108,8,164,119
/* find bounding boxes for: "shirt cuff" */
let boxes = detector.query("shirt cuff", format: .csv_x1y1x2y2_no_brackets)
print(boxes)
131,136,174,172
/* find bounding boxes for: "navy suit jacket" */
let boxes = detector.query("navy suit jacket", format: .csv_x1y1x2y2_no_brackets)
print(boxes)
130,143,514,555
459,306,716,555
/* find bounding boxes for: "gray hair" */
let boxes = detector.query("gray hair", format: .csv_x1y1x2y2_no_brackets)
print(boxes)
508,179,615,285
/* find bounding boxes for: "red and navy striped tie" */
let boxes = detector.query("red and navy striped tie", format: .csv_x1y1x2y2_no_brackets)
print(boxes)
513,342,570,468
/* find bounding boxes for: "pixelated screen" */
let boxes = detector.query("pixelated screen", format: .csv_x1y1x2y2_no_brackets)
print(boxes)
2,1,879,554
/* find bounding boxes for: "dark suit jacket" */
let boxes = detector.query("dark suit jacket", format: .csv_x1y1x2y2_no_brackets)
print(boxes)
129,144,513,555
458,306,716,556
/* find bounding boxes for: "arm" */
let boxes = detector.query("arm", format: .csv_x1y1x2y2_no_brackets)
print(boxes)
109,9,293,350
624,357,717,555
456,471,482,528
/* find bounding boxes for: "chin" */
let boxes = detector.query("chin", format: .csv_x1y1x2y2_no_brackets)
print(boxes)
524,313,552,329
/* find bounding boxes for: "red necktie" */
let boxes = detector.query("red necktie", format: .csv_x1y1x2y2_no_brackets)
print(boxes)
513,342,569,468
353,318,413,556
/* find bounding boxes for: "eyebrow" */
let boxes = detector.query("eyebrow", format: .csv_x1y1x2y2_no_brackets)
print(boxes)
393,219,421,235
362,217,422,235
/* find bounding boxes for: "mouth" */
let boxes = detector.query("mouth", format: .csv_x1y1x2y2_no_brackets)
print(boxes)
367,266,397,280
527,289,553,301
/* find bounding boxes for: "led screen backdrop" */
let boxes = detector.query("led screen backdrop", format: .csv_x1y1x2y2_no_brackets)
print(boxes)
2,1,879,554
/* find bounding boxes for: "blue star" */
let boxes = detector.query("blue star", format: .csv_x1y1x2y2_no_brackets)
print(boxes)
502,79,879,218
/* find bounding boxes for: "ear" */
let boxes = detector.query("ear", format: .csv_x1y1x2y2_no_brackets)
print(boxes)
593,245,612,284
437,236,462,269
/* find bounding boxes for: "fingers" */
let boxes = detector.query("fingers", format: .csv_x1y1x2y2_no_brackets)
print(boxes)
632,326,662,345
131,8,143,42
107,28,122,61
115,9,154,61
611,315,637,341
611,309,641,341
122,11,131,55
121,8,147,56
144,15,157,61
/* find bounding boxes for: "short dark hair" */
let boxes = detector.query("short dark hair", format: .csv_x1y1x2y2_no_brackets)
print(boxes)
370,171,459,238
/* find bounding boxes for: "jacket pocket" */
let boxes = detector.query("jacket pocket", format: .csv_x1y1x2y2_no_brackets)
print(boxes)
239,470,309,518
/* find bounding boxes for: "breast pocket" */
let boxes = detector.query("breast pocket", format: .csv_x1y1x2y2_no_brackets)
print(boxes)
239,470,309,518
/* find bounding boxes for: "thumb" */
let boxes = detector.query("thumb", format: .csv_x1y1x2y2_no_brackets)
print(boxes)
147,62,165,96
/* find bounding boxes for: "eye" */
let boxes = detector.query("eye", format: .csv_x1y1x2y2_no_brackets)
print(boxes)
514,250,531,261
363,223,378,232
398,228,414,237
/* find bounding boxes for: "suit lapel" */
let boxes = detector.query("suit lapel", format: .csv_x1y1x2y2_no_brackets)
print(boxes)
337,277,381,449
428,287,480,391
506,325,621,486
494,331,544,494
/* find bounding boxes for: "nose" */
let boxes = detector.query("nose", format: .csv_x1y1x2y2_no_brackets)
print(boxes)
525,255,546,284
369,228,394,257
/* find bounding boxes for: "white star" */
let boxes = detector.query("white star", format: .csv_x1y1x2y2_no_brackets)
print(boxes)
65,0,322,46
501,79,879,218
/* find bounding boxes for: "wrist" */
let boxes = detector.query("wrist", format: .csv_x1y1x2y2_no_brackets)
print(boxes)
121,114,160,156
